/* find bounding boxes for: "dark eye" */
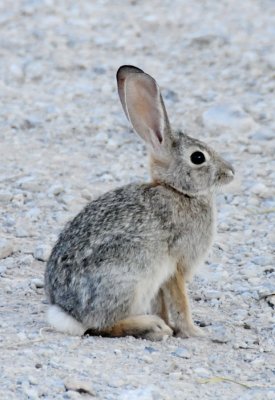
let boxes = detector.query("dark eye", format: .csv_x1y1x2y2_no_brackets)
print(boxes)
190,151,205,165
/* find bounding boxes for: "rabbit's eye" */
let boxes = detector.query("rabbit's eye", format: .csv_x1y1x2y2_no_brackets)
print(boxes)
190,151,205,165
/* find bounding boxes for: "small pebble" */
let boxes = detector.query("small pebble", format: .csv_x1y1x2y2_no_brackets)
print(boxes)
81,189,93,201
0,265,7,275
0,192,12,202
211,325,231,344
144,346,158,354
0,239,13,259
30,278,44,289
250,183,269,198
64,379,96,397
171,347,191,359
33,244,52,262
193,367,210,378
48,184,64,196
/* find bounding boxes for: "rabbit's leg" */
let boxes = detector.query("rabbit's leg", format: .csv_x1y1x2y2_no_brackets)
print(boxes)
164,268,204,338
150,288,170,326
84,314,173,341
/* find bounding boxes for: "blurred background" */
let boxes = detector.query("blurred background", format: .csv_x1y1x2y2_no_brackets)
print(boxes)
1,1,274,197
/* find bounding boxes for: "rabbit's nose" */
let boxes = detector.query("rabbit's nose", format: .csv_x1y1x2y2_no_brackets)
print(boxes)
226,168,235,177
224,161,235,177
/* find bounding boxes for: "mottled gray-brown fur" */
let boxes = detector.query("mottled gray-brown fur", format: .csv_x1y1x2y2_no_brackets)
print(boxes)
45,65,234,337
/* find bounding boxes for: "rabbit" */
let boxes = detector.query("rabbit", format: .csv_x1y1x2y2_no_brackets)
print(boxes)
44,65,234,341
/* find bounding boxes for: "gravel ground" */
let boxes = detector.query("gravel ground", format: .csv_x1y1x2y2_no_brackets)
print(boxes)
0,1,275,399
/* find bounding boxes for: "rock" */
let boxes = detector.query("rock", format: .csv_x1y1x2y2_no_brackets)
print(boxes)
193,367,210,378
26,61,44,80
141,355,153,364
266,295,275,308
63,379,96,397
232,309,248,321
163,89,179,103
257,283,275,299
81,189,92,201
250,183,269,198
187,30,228,47
17,332,28,341
19,177,41,192
0,239,13,259
106,138,118,150
144,346,158,354
249,130,274,141
171,347,191,359
0,192,12,202
265,54,275,69
33,244,52,262
26,208,41,221
241,51,259,67
16,226,31,238
203,290,221,300
247,277,262,286
247,145,262,154
30,278,44,289
10,64,24,80
120,387,157,400
21,255,34,266
48,184,64,196
211,325,231,344
0,265,7,275
241,264,260,278
93,66,106,75
202,104,256,133
11,193,25,206
202,264,229,283
23,385,39,400
21,116,41,130
251,357,265,366
252,256,273,266
65,391,83,399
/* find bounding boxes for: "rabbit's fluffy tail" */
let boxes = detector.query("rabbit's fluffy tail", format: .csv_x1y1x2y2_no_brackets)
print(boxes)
47,305,85,336
85,314,173,341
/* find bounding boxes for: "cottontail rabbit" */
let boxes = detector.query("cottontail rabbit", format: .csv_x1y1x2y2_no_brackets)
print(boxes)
44,65,234,340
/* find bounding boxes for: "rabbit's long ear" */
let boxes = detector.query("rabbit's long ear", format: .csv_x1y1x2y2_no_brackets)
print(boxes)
117,65,171,153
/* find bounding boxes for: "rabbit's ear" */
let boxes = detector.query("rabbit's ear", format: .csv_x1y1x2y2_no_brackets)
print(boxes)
117,65,144,119
117,65,171,153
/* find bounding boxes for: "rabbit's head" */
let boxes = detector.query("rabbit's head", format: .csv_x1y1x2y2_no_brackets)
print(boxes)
117,66,234,196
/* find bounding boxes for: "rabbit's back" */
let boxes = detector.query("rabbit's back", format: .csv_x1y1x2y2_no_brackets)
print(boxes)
46,183,174,271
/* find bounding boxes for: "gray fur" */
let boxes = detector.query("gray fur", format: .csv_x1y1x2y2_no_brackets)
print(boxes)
44,65,234,333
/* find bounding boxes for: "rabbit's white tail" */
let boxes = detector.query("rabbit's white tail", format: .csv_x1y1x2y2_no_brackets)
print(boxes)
47,305,85,336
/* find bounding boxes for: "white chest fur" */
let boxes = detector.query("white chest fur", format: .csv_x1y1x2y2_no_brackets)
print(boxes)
130,255,176,315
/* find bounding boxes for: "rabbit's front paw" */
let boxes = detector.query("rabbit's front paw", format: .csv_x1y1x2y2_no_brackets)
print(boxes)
142,316,173,341
174,322,205,338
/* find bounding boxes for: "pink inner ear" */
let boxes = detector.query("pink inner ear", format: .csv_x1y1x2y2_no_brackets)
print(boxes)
125,74,165,148
117,78,128,120
155,130,163,143
117,66,145,121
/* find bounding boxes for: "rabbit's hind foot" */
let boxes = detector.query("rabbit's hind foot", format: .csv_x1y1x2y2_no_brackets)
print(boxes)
85,314,173,341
